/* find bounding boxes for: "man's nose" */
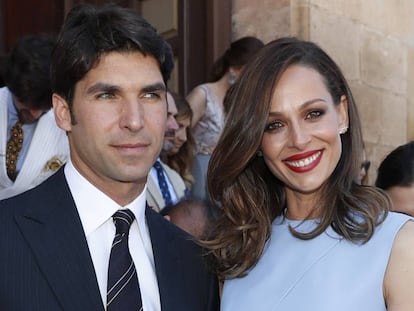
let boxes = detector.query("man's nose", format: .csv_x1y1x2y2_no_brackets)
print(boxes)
167,115,179,131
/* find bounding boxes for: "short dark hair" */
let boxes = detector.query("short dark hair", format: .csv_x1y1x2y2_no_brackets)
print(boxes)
51,3,174,106
376,141,414,189
3,34,55,110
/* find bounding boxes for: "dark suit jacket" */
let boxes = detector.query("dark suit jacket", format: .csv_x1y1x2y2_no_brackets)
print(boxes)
0,168,219,310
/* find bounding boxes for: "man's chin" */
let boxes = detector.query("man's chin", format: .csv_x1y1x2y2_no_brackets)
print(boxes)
19,112,39,124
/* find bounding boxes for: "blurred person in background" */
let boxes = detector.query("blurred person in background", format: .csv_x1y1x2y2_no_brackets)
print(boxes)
166,91,195,191
356,143,370,185
376,140,414,217
0,34,68,199
147,91,187,211
161,198,218,239
187,36,264,200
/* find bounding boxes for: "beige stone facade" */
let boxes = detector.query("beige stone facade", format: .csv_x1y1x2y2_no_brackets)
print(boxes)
232,0,414,184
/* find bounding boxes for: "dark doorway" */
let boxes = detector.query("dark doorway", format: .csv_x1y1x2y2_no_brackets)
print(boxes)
0,0,231,93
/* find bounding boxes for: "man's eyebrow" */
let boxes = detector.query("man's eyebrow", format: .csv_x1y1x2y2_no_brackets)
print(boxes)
86,83,119,95
141,82,166,93
85,82,166,95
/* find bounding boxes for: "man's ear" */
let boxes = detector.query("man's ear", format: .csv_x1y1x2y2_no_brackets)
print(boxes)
53,93,72,132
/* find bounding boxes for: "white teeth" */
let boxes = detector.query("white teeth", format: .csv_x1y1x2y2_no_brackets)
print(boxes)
286,151,321,168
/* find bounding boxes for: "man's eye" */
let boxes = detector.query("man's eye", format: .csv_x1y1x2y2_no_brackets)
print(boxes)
96,93,115,99
143,92,160,99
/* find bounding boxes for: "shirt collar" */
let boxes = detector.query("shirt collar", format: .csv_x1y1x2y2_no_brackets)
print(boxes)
7,90,18,123
64,159,148,237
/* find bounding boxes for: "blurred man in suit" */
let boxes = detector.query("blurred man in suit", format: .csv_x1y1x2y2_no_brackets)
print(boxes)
147,91,188,211
0,34,69,199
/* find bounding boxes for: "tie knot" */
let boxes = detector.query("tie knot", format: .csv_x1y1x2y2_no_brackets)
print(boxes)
112,209,135,235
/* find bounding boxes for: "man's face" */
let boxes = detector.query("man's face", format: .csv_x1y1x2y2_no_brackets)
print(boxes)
13,97,49,124
53,51,167,205
162,92,179,153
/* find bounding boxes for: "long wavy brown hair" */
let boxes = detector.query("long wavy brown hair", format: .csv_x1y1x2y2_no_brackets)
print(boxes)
203,37,390,281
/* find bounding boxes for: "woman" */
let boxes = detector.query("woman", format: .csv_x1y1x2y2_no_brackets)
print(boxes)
205,37,414,310
376,140,414,216
166,91,195,190
187,36,264,200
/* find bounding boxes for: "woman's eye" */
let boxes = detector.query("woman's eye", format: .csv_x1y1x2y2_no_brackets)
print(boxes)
306,110,324,120
265,120,283,132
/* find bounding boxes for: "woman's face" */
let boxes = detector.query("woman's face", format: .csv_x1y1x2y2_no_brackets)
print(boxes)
261,65,348,196
169,116,191,155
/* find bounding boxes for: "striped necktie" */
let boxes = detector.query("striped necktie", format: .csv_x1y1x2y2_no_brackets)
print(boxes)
153,160,173,206
107,209,142,311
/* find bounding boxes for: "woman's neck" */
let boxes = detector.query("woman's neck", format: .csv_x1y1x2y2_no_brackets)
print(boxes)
284,189,322,220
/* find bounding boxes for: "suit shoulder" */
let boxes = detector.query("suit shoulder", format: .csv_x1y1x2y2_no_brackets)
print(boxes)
162,162,183,180
0,168,67,212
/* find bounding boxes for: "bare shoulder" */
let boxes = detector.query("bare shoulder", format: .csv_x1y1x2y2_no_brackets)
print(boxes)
186,84,207,102
384,219,414,310
186,84,210,125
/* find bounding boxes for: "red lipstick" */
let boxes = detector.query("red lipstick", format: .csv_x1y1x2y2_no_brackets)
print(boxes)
283,150,323,173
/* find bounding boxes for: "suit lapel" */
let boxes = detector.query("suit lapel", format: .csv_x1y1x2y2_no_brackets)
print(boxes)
146,207,186,311
147,174,165,211
162,162,186,199
15,169,104,311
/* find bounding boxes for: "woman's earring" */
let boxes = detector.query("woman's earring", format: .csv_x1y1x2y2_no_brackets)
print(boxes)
256,150,263,157
228,71,236,85
339,127,348,135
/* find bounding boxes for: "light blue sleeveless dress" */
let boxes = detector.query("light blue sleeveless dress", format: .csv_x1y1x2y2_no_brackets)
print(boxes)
221,212,412,311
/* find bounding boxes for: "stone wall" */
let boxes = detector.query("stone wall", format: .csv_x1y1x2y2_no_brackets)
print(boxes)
232,0,414,184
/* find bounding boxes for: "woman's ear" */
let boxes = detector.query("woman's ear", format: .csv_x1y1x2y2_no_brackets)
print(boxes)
52,93,72,132
338,95,349,130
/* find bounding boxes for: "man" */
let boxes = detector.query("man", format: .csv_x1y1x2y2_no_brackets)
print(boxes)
0,34,69,199
147,91,188,211
0,4,219,310
162,91,180,156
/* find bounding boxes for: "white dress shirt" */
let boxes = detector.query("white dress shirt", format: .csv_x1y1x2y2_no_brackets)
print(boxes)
64,160,161,310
